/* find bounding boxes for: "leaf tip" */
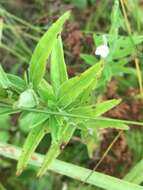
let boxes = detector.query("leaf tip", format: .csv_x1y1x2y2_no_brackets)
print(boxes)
16,169,23,176
36,170,44,178
63,10,71,20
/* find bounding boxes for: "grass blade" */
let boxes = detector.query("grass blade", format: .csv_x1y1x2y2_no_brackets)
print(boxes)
124,158,143,185
0,143,143,190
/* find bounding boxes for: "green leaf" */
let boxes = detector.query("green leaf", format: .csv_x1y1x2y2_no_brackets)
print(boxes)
62,124,76,143
94,34,143,60
16,123,48,175
82,119,129,130
126,130,143,163
58,60,103,108
80,53,98,65
0,88,7,98
71,79,98,107
37,123,76,177
29,11,70,88
49,116,60,142
0,131,9,143
49,115,68,143
0,114,10,129
110,0,120,37
37,142,60,177
0,107,14,115
51,35,68,94
124,158,143,185
0,65,11,89
0,183,6,190
7,74,26,93
71,99,121,117
19,112,49,132
0,18,3,42
81,127,100,158
38,79,55,102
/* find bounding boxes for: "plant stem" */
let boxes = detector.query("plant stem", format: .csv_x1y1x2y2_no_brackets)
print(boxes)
78,130,123,190
134,58,143,95
0,103,143,126
120,0,143,96
0,142,142,190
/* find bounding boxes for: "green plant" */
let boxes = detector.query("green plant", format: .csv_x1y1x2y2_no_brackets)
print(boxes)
81,0,143,94
0,6,46,74
1,9,143,190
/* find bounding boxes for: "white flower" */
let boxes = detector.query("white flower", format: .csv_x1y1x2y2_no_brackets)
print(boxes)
95,44,109,58
95,34,109,58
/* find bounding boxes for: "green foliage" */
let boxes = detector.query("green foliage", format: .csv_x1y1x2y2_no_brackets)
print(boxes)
7,74,26,93
0,0,143,189
19,112,49,132
1,143,143,190
29,11,70,88
0,64,11,89
51,35,68,94
0,10,141,178
126,130,143,163
0,7,143,190
17,123,48,175
124,158,143,185
81,0,143,92
58,60,103,108
0,114,10,143
38,79,55,103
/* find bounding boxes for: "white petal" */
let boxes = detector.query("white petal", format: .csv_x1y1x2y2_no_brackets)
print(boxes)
95,44,109,58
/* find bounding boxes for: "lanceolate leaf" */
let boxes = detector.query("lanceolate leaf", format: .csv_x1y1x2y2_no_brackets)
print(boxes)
58,60,104,108
16,123,48,175
37,123,76,177
7,74,26,93
70,99,121,117
81,119,129,130
71,79,98,107
38,79,55,102
49,116,61,142
80,53,98,65
0,65,11,89
110,0,120,39
29,11,70,88
60,122,76,143
0,107,19,115
37,142,60,177
19,112,49,132
51,35,68,94
81,127,99,158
